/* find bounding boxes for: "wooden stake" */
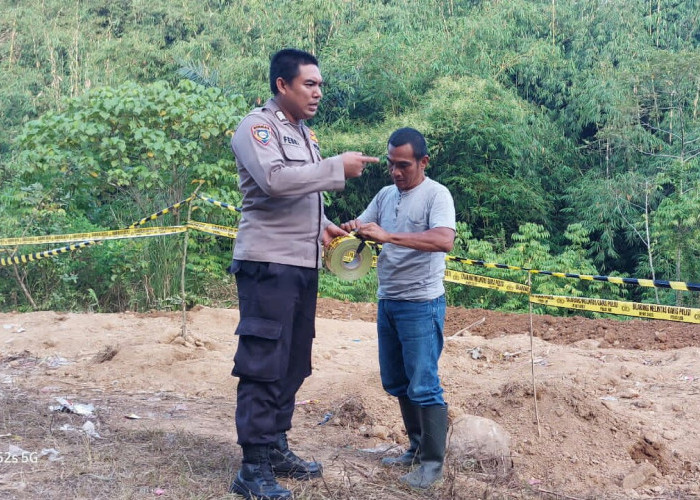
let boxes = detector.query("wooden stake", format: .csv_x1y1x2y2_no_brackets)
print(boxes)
528,273,542,438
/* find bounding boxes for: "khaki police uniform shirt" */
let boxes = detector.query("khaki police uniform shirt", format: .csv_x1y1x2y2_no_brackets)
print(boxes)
231,98,345,269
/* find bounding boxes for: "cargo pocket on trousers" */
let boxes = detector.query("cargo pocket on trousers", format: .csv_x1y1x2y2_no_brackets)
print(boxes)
232,317,287,382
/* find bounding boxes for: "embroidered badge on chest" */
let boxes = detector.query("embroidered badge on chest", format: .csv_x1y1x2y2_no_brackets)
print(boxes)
251,124,272,146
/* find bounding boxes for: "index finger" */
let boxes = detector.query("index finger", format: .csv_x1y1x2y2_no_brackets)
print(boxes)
359,156,380,163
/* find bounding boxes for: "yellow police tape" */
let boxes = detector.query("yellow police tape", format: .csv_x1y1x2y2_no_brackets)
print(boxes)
324,235,373,281
529,294,700,324
198,194,241,213
127,195,196,229
360,241,528,292
444,269,530,294
0,223,235,268
2,207,698,325
186,221,239,239
446,255,700,292
0,226,188,247
1,241,98,267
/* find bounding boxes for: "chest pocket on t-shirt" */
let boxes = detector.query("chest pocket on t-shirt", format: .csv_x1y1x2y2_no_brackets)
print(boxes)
406,206,429,231
281,144,308,163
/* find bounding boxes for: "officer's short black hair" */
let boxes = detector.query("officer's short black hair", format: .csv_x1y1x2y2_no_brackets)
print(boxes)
269,48,319,95
388,127,428,161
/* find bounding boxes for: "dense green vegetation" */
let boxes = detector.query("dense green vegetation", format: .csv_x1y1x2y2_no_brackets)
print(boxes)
1,0,698,313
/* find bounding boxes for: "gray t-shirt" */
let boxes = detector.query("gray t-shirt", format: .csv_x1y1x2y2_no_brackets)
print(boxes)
358,177,456,301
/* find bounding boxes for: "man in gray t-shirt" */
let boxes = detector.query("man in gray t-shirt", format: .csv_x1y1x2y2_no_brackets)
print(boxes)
341,128,455,490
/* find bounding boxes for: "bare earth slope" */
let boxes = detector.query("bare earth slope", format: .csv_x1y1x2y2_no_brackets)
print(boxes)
0,299,698,499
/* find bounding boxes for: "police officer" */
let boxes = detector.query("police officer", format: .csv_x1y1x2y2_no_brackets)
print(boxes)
228,48,379,499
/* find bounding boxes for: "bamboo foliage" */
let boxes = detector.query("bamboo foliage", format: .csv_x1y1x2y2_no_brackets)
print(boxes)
1,0,698,311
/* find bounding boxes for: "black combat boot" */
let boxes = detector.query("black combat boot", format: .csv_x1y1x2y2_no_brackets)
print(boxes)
400,404,448,489
269,432,323,480
230,444,291,499
382,396,421,467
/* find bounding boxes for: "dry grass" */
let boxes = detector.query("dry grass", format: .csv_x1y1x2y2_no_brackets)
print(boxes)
0,389,236,499
91,345,119,364
0,388,566,500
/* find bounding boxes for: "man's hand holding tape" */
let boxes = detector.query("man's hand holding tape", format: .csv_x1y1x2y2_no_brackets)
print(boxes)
339,220,453,253
323,152,378,247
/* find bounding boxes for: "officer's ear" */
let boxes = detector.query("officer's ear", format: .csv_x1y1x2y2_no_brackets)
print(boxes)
276,76,289,96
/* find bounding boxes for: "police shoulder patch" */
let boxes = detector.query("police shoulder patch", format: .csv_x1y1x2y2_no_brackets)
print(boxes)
251,124,272,146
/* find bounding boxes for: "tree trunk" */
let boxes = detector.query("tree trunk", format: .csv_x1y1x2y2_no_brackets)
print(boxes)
12,264,37,309
643,182,660,304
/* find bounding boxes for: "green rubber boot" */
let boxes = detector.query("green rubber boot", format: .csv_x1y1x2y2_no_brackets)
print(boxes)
382,397,421,468
400,404,448,489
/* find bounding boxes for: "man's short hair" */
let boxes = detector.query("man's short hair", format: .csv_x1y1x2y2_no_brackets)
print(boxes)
269,48,319,95
388,127,428,160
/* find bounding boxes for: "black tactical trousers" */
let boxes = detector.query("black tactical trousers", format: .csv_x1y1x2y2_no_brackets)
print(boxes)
230,260,318,446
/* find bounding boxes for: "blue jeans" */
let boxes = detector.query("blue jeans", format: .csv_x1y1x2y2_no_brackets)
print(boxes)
377,295,445,406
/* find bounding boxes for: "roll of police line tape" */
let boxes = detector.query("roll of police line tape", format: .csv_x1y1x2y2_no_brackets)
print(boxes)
324,235,373,281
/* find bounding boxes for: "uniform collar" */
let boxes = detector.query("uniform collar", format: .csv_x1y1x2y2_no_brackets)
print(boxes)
263,98,304,127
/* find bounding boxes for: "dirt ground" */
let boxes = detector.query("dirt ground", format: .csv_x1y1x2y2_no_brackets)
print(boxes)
1,298,699,499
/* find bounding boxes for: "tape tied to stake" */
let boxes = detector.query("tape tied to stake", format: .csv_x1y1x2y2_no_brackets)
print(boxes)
324,236,373,281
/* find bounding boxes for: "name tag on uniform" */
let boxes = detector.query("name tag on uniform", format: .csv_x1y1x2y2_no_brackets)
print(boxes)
282,136,301,147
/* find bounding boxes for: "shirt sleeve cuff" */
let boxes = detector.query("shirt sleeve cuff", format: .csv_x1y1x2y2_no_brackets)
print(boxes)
321,215,332,233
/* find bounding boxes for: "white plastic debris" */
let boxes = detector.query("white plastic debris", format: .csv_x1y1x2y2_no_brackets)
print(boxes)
359,443,396,453
43,356,72,369
39,448,62,461
8,444,30,457
49,397,95,416
58,421,101,439
81,421,101,439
